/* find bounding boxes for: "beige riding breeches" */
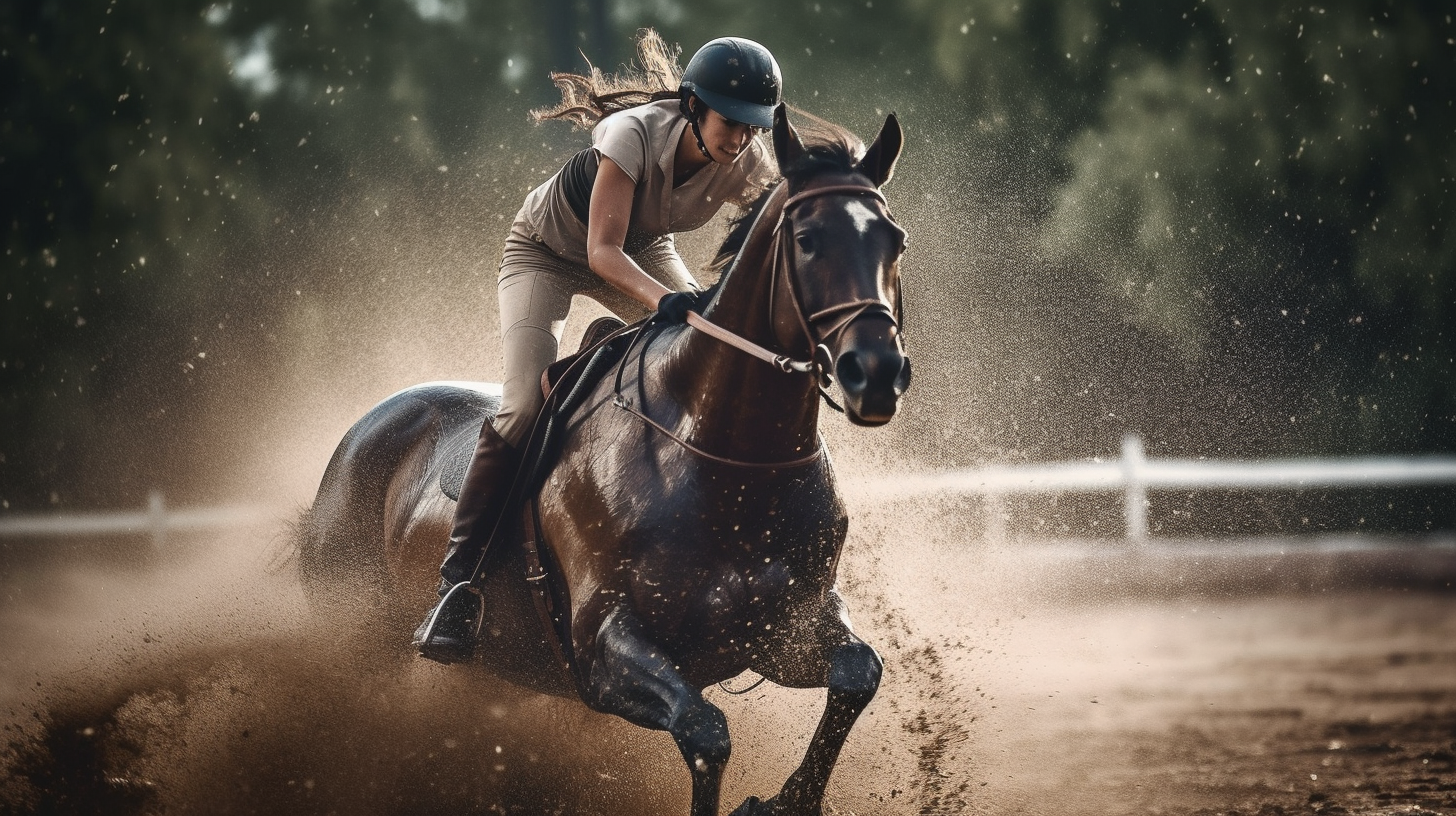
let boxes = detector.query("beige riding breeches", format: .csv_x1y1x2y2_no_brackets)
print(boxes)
490,223,696,446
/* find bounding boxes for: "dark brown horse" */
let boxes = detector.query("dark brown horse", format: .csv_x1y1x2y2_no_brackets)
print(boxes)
300,105,909,816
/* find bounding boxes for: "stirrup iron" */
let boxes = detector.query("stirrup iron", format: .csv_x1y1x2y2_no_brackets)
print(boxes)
413,581,484,664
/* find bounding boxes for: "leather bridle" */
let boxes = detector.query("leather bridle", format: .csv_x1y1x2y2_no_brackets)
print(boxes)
771,182,904,383
679,178,904,379
610,176,906,467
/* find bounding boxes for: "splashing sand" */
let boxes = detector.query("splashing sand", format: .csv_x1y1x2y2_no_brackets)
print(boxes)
3,511,1454,815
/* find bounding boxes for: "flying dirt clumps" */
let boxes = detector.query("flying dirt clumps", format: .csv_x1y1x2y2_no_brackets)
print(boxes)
2,630,682,816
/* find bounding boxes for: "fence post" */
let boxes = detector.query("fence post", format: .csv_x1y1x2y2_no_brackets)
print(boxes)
1121,434,1148,543
148,490,167,551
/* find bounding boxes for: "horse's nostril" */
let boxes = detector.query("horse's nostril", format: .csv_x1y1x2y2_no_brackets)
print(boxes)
836,353,868,392
894,355,913,395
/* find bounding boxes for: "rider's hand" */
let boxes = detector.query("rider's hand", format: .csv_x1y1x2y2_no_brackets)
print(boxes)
656,290,697,324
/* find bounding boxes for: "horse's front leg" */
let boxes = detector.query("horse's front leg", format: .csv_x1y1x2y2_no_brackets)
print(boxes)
584,605,731,816
734,592,881,816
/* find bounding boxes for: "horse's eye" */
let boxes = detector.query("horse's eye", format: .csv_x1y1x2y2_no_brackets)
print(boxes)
796,233,815,254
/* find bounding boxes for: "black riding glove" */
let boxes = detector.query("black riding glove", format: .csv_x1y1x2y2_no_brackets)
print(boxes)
656,290,697,324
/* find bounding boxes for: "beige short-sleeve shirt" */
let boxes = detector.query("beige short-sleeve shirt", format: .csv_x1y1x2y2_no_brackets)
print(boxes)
514,99,772,267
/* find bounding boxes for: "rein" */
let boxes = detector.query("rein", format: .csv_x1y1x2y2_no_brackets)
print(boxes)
683,311,812,374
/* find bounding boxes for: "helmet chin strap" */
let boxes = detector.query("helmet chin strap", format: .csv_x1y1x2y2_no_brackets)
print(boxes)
690,120,712,161
687,99,712,161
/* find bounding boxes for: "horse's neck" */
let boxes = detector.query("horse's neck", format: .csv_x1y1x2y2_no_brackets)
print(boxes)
661,186,821,458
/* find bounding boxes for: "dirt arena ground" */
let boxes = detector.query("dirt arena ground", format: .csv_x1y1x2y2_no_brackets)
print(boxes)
1,522,1452,816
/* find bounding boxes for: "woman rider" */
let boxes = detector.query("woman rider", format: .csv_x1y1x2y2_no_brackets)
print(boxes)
414,31,783,661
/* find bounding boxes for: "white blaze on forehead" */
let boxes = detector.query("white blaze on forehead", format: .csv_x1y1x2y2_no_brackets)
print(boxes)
843,200,880,235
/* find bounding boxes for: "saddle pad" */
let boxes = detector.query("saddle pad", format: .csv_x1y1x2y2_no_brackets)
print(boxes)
435,387,502,502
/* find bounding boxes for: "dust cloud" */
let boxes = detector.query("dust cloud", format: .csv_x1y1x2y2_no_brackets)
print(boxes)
0,508,999,815
1,530,676,815
7,495,1453,815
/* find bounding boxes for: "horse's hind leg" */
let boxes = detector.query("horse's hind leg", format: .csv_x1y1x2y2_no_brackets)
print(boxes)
737,593,882,816
585,606,731,816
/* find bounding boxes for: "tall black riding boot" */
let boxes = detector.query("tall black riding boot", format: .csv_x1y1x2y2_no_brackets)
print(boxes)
411,419,520,663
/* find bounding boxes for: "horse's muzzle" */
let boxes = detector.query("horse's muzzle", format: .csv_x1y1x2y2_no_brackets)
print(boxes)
833,318,909,426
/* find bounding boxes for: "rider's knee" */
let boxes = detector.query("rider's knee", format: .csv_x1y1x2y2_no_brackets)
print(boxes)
672,702,731,775
828,642,882,705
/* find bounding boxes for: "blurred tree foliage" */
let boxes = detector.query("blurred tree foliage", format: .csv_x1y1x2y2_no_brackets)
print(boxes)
1,0,565,507
1031,1,1454,452
1,0,1452,511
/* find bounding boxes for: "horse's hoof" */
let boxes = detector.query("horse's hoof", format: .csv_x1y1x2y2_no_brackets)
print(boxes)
729,796,765,816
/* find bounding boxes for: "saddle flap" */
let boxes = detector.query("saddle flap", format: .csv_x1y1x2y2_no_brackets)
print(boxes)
441,318,627,503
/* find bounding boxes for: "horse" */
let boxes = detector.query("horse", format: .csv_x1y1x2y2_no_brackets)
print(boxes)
299,104,909,816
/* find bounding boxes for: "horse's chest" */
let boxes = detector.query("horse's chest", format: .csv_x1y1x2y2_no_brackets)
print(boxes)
628,501,842,647
630,554,792,647
668,465,842,540
549,451,846,649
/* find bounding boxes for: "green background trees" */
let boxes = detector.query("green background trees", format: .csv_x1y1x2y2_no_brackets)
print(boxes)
2,1,1452,513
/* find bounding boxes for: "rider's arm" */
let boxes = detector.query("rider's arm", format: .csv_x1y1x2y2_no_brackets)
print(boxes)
586,156,675,310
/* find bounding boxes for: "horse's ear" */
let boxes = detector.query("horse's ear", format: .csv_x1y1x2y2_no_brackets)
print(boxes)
857,112,903,187
773,103,805,173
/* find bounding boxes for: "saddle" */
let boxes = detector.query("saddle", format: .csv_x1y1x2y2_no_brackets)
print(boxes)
424,315,639,685
495,314,646,695
540,315,633,405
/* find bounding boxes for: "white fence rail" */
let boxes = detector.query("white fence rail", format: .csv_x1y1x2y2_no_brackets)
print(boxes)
851,434,1456,542
0,491,275,549
5,437,1456,547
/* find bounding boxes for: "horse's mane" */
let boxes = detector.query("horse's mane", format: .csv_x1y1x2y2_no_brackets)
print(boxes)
706,109,866,274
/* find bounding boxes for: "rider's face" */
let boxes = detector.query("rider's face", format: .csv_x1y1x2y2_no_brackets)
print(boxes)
697,105,763,165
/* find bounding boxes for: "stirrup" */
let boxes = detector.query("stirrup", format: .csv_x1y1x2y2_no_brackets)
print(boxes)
412,581,483,664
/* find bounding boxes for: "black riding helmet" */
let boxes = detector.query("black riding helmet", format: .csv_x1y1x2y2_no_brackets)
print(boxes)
679,36,782,130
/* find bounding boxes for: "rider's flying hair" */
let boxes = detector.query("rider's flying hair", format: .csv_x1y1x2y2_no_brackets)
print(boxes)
531,29,684,130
